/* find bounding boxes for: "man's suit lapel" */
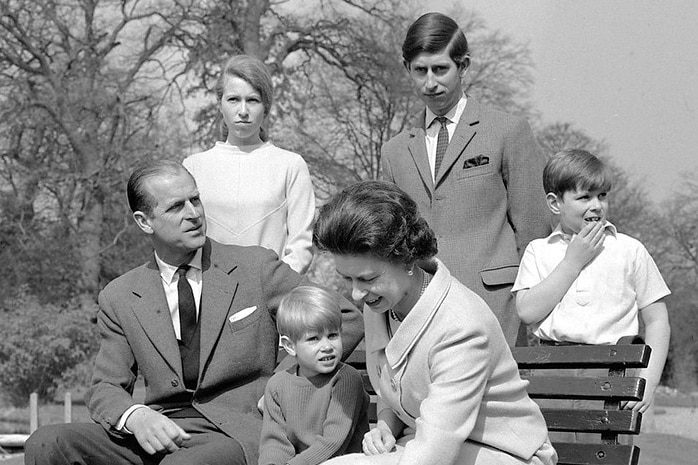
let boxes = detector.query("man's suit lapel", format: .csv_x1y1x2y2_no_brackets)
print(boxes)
198,239,238,376
434,98,480,187
406,112,435,194
131,262,182,377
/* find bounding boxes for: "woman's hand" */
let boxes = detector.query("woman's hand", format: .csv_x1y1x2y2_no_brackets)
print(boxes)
362,420,396,455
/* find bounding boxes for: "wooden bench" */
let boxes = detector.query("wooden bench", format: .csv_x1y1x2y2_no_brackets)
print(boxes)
347,340,651,465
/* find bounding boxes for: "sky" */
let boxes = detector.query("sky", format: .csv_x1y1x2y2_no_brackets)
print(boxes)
424,0,698,201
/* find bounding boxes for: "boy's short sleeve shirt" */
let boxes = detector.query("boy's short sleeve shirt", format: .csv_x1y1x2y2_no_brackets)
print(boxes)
512,223,670,344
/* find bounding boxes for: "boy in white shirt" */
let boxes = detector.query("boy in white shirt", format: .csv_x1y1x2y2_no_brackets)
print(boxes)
512,149,670,413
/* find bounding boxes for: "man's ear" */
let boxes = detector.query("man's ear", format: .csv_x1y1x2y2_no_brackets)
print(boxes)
546,193,562,215
133,211,154,235
459,55,471,78
280,335,296,357
402,58,411,73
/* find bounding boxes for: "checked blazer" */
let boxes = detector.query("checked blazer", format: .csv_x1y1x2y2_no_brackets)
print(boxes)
381,98,551,344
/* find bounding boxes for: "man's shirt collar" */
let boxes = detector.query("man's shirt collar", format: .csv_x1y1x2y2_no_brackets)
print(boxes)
154,248,203,284
425,94,467,129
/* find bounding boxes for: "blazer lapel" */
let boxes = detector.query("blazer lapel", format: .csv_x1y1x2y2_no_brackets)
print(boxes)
131,261,182,377
434,99,480,187
385,259,450,368
198,240,238,376
406,113,435,194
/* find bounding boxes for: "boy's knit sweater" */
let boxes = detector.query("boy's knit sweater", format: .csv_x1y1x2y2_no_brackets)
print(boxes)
259,362,369,465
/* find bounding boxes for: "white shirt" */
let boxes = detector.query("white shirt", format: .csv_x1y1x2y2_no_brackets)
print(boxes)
512,222,670,344
154,249,203,340
425,95,467,181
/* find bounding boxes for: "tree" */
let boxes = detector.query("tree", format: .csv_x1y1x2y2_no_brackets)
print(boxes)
0,0,196,309
180,1,537,197
0,289,99,406
658,170,698,391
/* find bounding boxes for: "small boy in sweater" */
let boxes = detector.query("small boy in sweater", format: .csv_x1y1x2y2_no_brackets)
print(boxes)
512,149,670,413
259,286,369,465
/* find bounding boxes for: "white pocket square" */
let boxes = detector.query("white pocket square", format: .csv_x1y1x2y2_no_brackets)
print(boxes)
229,306,257,323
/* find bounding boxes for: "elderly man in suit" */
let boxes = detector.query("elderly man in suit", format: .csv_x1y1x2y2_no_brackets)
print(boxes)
24,160,363,465
381,12,551,346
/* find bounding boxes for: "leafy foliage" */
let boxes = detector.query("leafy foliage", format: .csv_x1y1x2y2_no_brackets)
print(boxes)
0,290,99,406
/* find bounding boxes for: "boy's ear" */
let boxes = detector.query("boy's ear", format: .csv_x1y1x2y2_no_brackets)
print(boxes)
546,193,562,216
279,335,296,357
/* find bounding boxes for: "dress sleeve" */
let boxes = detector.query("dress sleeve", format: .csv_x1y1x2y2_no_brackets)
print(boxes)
281,155,315,274
288,367,368,465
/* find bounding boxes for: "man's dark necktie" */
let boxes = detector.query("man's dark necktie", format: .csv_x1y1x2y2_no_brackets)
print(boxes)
177,265,197,346
176,265,200,391
434,116,449,176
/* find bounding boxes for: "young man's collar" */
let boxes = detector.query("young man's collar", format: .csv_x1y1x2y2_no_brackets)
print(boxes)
549,221,617,242
154,248,203,284
425,94,467,128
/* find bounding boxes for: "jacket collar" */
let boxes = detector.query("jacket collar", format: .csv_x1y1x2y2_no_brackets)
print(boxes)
404,98,481,189
384,258,451,368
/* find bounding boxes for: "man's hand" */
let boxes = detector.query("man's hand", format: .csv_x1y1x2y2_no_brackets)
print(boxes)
125,407,191,455
564,220,606,271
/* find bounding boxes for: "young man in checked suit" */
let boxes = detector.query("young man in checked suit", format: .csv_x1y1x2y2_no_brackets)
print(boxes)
381,12,551,346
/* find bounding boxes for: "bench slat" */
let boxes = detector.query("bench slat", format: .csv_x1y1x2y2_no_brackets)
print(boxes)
523,376,645,401
554,443,640,465
512,345,651,369
540,408,641,434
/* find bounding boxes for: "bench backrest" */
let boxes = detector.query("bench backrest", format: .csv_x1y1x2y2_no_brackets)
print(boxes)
347,342,651,465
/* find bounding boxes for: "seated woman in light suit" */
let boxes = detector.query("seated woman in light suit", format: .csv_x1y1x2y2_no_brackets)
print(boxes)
313,181,556,465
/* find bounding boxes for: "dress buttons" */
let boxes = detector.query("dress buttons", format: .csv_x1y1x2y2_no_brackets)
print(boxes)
171,379,179,387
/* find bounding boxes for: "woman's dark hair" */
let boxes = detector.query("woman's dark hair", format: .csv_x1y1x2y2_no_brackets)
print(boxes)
313,181,437,265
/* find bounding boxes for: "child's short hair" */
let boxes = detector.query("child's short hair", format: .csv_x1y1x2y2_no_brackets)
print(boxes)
543,149,613,197
277,286,342,342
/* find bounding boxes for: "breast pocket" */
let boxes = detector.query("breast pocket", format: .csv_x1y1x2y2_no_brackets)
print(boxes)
456,152,496,179
227,306,263,332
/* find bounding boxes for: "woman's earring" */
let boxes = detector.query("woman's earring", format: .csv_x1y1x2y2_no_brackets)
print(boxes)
407,266,414,276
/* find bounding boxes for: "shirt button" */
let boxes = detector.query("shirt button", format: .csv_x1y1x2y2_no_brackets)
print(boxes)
171,379,179,387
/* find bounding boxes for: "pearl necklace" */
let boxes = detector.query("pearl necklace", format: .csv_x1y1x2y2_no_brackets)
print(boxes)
390,269,430,322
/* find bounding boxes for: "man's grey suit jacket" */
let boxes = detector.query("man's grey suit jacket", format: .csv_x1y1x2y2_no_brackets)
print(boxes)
85,238,363,464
